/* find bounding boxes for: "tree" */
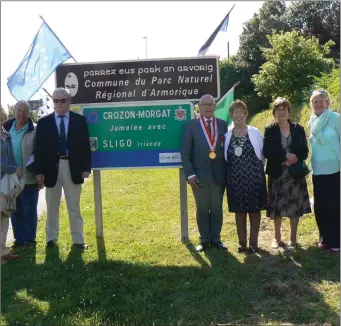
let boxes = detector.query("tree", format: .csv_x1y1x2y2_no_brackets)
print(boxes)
238,1,289,67
232,1,289,113
251,31,335,104
285,1,340,61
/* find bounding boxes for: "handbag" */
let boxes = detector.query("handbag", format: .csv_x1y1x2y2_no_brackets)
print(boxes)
287,124,310,179
288,160,310,178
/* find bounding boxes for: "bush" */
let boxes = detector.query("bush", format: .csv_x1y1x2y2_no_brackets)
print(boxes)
252,31,335,105
313,67,340,112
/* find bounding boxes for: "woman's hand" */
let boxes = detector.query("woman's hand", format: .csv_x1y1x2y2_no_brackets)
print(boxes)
285,153,298,164
15,167,23,177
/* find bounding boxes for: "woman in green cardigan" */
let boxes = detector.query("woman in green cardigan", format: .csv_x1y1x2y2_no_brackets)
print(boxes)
309,89,340,253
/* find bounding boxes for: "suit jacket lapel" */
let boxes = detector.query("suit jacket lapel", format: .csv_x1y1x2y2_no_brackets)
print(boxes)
67,111,73,147
48,113,59,139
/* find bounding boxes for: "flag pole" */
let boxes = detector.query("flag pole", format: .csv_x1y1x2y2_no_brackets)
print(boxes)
42,87,53,99
216,81,240,106
38,15,77,63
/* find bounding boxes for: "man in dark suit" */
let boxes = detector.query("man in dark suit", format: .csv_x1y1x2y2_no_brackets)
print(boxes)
181,94,228,252
35,87,91,250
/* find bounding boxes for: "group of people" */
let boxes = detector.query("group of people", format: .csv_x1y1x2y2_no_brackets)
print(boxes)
1,87,91,264
181,89,340,254
0,87,339,264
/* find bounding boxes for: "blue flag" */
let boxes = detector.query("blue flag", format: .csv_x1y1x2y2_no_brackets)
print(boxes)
198,6,234,56
7,22,72,101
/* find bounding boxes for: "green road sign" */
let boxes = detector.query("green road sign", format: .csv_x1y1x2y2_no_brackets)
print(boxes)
82,101,193,169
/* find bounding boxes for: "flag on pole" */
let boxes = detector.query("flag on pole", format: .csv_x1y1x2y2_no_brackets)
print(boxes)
198,5,234,56
7,21,73,101
37,89,54,119
214,86,234,126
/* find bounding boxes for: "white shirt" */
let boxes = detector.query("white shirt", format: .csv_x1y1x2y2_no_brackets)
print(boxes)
224,125,265,163
187,116,214,180
54,111,70,138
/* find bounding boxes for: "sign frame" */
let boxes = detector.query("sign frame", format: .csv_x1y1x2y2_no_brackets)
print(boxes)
56,56,220,105
81,100,194,170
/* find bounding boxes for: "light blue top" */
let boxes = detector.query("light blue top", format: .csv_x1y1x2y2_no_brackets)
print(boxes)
9,120,28,168
310,110,340,175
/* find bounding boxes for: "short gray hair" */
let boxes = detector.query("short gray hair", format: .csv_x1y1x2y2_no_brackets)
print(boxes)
199,94,216,105
53,87,71,99
14,100,31,113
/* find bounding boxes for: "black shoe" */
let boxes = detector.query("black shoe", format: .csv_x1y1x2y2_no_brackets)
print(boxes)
212,241,227,250
72,243,88,250
46,240,57,248
11,241,24,248
238,246,247,253
248,246,258,254
195,243,210,252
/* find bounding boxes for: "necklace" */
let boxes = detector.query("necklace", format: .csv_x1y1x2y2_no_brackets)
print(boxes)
231,127,248,157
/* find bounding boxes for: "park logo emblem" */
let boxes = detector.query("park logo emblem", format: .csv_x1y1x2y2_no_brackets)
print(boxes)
87,111,98,124
90,137,98,151
64,72,79,97
175,107,186,121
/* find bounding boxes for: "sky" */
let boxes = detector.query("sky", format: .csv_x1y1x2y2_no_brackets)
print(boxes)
1,1,264,106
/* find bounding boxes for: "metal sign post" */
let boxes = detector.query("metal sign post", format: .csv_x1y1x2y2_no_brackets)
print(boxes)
64,56,220,241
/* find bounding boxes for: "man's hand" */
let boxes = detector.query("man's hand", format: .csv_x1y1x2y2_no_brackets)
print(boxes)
36,174,44,183
37,182,45,190
188,176,199,190
82,171,90,179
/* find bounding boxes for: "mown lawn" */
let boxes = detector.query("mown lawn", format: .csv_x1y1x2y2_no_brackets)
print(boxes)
1,169,339,326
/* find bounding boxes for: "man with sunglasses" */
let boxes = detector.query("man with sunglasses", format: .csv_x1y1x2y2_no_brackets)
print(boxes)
35,87,91,250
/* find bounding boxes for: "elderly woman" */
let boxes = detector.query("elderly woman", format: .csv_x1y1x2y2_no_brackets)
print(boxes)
224,100,267,253
264,97,311,250
309,90,340,253
3,101,40,249
0,104,21,264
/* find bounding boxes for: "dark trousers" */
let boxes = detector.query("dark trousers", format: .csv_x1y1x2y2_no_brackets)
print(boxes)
11,184,39,244
313,172,340,248
193,182,225,244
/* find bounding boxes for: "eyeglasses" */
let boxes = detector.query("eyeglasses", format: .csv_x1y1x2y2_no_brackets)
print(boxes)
275,107,288,112
53,98,69,104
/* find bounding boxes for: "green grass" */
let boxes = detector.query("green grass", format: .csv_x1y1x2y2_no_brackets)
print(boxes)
1,167,340,326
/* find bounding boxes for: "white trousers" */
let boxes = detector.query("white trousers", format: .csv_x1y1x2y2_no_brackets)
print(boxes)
0,216,9,256
46,159,84,244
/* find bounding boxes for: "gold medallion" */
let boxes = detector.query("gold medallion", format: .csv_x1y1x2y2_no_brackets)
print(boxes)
209,151,216,159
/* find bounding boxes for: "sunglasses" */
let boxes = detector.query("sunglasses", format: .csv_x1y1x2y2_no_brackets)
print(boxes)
53,98,69,104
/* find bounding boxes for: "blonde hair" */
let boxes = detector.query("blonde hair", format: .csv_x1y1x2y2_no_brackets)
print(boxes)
272,97,291,116
229,100,248,117
310,89,331,106
0,104,8,118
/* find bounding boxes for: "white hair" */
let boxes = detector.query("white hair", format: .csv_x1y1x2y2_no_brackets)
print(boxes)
53,87,71,99
199,94,216,105
14,100,31,113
